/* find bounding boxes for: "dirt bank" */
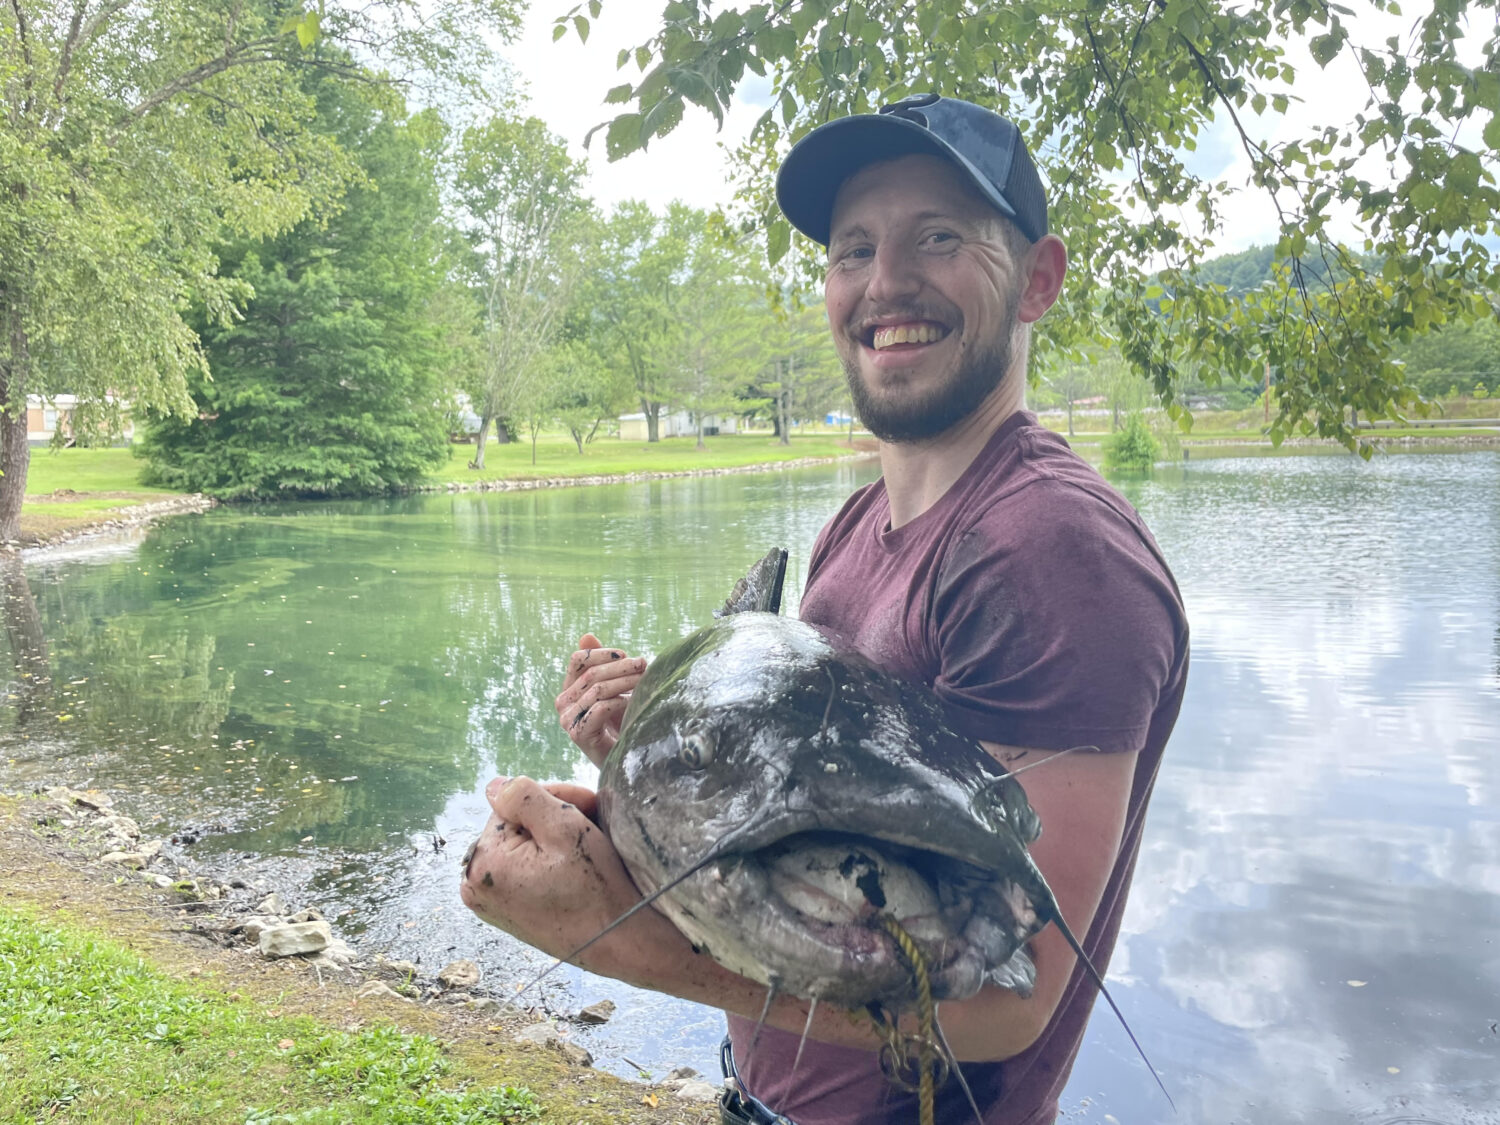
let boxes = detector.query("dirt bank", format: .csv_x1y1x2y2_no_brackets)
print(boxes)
0,787,716,1124
16,492,217,552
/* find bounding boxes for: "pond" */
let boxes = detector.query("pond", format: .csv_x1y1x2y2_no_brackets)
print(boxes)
4,449,1498,1124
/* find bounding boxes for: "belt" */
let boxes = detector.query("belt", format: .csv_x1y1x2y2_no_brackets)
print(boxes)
719,1036,798,1125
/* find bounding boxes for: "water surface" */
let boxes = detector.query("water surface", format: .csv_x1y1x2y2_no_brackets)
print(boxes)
5,450,1498,1124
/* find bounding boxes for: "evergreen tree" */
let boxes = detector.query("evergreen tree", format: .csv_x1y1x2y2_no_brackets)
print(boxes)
139,84,453,499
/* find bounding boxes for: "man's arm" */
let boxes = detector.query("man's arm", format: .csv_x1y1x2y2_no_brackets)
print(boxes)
459,741,1135,1063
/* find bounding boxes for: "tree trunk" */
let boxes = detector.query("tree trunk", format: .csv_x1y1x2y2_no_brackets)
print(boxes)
494,419,512,443
1066,400,1074,436
643,399,660,442
570,426,584,454
781,357,798,446
0,322,32,546
1,555,49,723
531,426,539,465
471,414,492,469
696,411,705,451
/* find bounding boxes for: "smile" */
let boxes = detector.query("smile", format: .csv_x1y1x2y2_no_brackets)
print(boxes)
865,321,950,350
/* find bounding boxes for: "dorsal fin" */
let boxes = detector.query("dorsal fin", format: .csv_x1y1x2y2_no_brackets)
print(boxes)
716,548,788,617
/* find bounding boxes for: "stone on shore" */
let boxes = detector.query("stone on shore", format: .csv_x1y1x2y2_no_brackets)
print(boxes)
99,851,148,869
513,1021,593,1068
437,959,480,990
255,892,289,916
577,1000,616,1025
258,921,331,958
356,980,410,1003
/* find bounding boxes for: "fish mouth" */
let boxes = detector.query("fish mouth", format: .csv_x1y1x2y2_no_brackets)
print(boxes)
689,830,1040,1007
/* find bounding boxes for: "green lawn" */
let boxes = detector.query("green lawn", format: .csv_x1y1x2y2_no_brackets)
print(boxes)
0,906,542,1125
437,430,864,483
23,446,167,497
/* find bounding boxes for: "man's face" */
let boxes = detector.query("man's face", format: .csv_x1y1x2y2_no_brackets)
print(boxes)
824,154,1029,443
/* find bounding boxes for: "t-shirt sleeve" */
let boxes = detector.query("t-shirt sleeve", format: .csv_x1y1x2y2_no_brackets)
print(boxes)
929,481,1185,753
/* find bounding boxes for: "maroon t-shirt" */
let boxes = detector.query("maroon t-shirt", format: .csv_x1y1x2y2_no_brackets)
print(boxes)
726,410,1188,1124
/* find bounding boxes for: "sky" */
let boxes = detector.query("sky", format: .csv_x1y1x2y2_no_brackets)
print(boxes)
502,0,1483,260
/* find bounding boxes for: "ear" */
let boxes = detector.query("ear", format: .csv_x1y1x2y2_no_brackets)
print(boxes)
1016,235,1067,325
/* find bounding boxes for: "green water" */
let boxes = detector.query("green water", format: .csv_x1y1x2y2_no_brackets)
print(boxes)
6,451,1500,1124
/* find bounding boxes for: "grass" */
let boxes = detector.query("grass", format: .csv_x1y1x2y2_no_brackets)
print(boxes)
0,906,542,1124
22,446,167,497
438,430,865,483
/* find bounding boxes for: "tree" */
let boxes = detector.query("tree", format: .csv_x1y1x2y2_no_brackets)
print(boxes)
0,0,517,541
671,227,768,449
452,115,592,468
586,202,698,442
559,0,1500,455
138,86,454,498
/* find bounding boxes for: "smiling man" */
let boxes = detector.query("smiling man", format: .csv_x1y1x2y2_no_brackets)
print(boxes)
461,95,1189,1125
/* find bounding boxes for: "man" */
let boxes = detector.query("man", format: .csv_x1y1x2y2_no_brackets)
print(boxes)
460,94,1188,1125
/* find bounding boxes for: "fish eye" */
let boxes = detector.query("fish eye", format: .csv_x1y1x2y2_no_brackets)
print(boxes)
679,730,715,769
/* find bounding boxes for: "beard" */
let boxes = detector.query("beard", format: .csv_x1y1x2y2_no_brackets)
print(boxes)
842,291,1023,444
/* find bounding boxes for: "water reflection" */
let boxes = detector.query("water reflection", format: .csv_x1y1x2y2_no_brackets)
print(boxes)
4,451,1499,1122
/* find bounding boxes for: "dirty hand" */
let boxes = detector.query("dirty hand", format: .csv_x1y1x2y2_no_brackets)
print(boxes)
459,776,643,963
555,633,647,767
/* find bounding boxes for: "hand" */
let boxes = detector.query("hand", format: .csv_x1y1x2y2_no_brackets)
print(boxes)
459,776,644,962
555,633,647,767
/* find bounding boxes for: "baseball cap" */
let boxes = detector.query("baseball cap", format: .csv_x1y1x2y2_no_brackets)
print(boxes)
775,93,1048,247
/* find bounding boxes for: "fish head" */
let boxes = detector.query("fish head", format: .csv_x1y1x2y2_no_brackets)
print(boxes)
597,613,1055,1010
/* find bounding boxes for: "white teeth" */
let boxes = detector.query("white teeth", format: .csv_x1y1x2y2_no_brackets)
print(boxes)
872,324,943,350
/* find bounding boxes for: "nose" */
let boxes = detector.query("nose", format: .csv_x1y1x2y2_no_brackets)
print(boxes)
865,240,923,305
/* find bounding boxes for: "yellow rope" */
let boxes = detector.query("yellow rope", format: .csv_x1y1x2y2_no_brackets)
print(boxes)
879,915,936,1125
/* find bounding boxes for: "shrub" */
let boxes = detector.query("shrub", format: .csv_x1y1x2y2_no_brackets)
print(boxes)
1102,411,1161,472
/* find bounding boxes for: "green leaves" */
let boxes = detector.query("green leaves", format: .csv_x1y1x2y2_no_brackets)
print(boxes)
562,0,1500,449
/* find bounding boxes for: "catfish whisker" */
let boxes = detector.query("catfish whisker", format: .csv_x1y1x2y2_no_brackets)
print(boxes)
746,978,781,1066
513,843,736,998
789,994,819,1083
1000,744,1093,778
932,1013,983,1125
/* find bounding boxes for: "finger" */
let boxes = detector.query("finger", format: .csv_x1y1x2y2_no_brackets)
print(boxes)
543,781,600,820
562,636,620,690
566,694,629,743
491,775,595,850
556,657,644,714
559,673,640,732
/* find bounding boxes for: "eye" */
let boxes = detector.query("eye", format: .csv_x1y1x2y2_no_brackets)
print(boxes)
679,730,715,769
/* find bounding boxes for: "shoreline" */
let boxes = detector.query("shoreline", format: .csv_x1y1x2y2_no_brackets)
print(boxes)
18,453,878,555
18,434,1498,554
0,785,718,1123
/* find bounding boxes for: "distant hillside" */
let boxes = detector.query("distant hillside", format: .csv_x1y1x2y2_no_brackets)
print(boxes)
1187,244,1369,295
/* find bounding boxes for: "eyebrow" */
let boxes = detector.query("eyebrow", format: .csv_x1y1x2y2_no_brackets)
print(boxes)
828,209,978,247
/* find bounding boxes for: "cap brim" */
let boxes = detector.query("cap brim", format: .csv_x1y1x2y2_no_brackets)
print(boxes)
775,114,1019,247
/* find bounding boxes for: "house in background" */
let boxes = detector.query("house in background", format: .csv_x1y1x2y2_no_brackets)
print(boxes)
618,410,739,441
25,394,135,446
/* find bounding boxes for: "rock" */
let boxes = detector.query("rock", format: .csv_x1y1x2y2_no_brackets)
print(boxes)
319,938,357,965
377,958,420,980
437,959,481,990
99,851,148,869
143,873,175,889
46,786,112,811
94,815,140,839
513,1022,593,1068
672,1079,721,1102
239,916,282,942
258,921,331,958
665,1067,701,1081
136,839,163,859
576,1000,616,1025
255,892,289,916
288,907,324,923
356,980,409,1003
466,997,509,1016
